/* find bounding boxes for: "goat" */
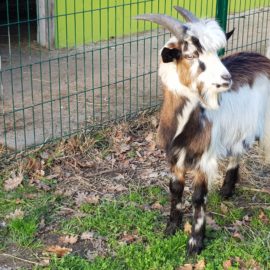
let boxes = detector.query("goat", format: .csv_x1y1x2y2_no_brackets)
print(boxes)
135,7,270,254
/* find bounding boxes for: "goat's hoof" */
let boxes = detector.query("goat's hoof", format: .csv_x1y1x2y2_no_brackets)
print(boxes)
164,222,179,236
187,237,203,256
220,185,234,199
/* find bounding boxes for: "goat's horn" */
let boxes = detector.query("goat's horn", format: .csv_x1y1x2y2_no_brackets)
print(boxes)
134,14,186,40
173,6,199,23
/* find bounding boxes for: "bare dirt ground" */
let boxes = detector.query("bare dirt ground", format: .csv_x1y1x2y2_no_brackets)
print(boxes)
0,7,269,150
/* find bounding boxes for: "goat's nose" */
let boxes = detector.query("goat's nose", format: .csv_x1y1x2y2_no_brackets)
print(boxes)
221,74,232,82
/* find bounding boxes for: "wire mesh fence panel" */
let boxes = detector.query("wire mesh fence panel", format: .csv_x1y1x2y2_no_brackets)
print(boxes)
0,0,269,153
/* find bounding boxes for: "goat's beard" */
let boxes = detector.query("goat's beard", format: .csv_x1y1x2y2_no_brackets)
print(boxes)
200,90,221,110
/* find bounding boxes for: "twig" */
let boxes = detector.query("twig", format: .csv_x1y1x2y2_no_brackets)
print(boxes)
85,168,123,178
209,211,226,217
241,186,270,194
0,253,39,265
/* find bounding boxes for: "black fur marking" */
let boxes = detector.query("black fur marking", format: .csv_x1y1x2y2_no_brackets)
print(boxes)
220,165,239,198
191,36,203,53
165,179,185,235
183,41,189,52
161,47,181,63
192,181,207,207
168,107,209,168
198,60,206,72
242,140,250,150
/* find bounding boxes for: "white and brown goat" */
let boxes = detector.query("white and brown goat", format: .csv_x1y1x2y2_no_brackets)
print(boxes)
135,7,270,254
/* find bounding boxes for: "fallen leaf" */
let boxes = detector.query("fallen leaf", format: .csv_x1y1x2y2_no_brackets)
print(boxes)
220,203,228,214
86,250,98,261
206,216,220,230
59,235,78,244
4,172,23,191
85,195,100,205
75,192,99,206
232,231,244,241
195,259,206,270
259,210,269,224
243,214,251,222
184,221,192,235
6,209,24,220
120,143,131,153
81,231,95,240
151,202,163,210
107,184,128,192
246,259,261,269
145,132,153,142
39,258,50,266
46,245,72,257
119,231,140,245
177,264,193,270
223,259,232,270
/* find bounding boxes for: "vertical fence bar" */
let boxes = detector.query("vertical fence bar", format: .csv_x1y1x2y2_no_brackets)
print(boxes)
216,0,229,56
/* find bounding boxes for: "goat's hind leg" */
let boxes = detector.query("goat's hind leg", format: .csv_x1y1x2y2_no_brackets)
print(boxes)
220,156,240,198
165,167,186,235
187,171,208,255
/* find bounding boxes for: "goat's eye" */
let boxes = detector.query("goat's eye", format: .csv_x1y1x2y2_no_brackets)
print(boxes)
185,55,194,60
185,53,198,60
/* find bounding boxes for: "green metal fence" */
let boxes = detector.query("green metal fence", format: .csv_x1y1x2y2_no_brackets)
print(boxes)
0,0,269,153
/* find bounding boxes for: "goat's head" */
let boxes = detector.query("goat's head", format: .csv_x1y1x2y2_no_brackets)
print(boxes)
135,7,233,109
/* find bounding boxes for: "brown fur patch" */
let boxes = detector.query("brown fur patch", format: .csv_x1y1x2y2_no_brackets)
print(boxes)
171,166,186,183
222,52,270,90
197,82,204,94
177,59,192,87
157,89,188,151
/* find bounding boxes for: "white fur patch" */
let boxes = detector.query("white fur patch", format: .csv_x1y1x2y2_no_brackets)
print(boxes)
176,203,182,210
195,207,205,232
187,20,227,52
188,237,197,247
201,75,270,184
174,95,198,139
176,149,187,169
227,156,240,170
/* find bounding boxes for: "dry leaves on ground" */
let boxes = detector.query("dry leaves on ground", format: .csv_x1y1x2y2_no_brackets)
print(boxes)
80,231,95,240
194,259,206,270
75,192,100,206
59,235,78,245
184,221,192,235
119,231,141,245
4,172,23,191
223,259,232,270
151,202,163,210
45,245,72,257
258,210,269,224
5,209,25,220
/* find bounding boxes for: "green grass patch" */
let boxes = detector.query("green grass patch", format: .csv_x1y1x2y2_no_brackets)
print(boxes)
1,180,270,269
0,182,66,249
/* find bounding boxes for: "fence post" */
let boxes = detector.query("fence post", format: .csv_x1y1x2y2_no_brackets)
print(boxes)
215,0,229,56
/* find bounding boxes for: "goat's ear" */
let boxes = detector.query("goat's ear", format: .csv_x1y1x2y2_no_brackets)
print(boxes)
226,28,235,41
161,47,181,63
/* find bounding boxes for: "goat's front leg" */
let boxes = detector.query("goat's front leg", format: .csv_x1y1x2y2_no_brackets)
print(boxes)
188,171,208,255
165,167,186,235
220,156,240,198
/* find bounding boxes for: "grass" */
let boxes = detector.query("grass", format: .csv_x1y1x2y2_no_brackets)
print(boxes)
2,182,269,269
0,121,270,269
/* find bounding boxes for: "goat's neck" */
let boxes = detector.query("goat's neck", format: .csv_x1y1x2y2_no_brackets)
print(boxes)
158,87,200,150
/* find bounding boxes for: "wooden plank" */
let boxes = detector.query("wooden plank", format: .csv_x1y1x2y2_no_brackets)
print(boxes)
37,0,54,48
